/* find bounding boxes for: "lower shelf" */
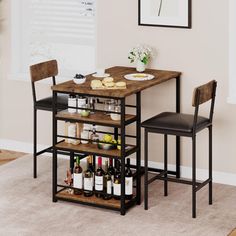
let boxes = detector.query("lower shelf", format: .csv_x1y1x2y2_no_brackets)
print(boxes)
56,189,135,211
55,141,137,158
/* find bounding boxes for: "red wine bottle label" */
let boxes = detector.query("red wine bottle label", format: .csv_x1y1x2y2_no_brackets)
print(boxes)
84,177,93,191
95,176,103,191
125,177,133,195
113,183,121,196
107,180,112,194
73,173,83,189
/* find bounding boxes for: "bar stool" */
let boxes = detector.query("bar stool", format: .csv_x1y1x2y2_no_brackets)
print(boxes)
30,60,68,178
142,80,217,218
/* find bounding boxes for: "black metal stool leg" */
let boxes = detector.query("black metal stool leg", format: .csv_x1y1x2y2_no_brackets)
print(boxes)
33,108,37,178
164,134,168,196
209,126,213,205
192,135,196,218
144,129,149,210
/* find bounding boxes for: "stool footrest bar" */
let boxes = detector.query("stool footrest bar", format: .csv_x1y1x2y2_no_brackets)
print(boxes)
195,178,211,192
36,146,53,156
155,175,211,191
156,176,201,185
148,171,167,185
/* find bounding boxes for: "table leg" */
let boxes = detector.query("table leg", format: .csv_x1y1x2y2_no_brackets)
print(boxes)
52,91,58,202
176,76,181,178
120,97,126,215
136,92,141,205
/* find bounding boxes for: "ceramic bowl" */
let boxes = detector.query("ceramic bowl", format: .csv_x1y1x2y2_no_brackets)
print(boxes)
73,77,86,84
97,142,116,150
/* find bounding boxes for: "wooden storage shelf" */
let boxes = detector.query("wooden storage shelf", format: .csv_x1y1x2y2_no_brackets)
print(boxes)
55,141,136,158
51,66,180,214
56,190,133,209
56,110,136,127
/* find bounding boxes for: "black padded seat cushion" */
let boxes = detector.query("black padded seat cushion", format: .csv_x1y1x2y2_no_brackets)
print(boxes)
141,112,210,133
36,94,68,110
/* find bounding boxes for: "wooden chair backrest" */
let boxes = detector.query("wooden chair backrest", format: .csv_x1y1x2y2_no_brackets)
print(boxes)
192,80,217,107
30,60,58,82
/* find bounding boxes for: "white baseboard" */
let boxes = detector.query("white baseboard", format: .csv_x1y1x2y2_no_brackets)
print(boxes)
1,138,236,186
0,139,44,153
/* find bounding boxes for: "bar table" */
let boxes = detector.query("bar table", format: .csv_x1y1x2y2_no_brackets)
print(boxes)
51,66,181,215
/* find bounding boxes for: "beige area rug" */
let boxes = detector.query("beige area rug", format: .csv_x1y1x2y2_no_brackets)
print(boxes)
0,155,236,236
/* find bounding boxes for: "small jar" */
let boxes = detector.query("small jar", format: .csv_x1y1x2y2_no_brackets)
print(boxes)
90,125,99,144
110,105,121,121
81,104,90,117
104,99,115,115
77,97,87,114
68,94,77,113
81,130,89,144
67,123,79,145
88,97,96,114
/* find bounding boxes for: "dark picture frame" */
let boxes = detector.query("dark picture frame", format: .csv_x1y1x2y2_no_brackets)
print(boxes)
138,0,192,29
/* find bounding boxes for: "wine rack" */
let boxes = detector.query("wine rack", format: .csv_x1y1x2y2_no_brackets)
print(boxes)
56,186,137,211
51,66,181,215
51,89,141,215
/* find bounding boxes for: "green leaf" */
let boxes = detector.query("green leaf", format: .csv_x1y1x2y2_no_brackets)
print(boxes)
142,57,148,65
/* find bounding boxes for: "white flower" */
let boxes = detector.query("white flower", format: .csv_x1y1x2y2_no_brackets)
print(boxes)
128,44,154,65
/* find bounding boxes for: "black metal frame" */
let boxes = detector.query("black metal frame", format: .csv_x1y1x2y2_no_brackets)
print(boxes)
139,76,180,178
31,76,83,178
32,76,56,179
52,90,142,215
138,0,192,29
143,81,217,218
51,74,180,215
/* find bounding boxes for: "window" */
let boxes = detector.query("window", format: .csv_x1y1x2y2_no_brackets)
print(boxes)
228,0,236,104
10,0,96,81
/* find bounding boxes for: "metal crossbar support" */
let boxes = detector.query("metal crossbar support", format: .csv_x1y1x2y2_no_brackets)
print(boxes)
147,171,167,185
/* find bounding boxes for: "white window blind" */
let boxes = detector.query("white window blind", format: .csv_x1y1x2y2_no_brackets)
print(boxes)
11,0,96,80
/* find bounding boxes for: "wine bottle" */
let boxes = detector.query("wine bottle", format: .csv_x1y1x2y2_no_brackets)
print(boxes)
73,156,83,195
88,155,95,173
95,156,104,198
84,156,94,197
113,160,121,200
103,160,112,200
125,158,133,200
90,125,99,144
108,158,115,187
64,169,73,194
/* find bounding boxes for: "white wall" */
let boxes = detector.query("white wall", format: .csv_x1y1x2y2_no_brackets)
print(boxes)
228,0,236,103
96,0,235,174
1,0,236,182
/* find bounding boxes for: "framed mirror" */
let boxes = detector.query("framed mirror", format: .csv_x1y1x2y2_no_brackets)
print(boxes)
138,0,192,28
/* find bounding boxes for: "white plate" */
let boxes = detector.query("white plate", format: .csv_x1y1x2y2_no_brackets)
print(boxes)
92,73,110,78
124,73,155,81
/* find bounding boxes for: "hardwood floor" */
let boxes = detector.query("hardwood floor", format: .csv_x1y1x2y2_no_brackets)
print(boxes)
229,229,236,236
0,149,27,166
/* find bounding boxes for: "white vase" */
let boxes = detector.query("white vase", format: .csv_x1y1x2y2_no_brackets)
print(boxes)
136,61,146,72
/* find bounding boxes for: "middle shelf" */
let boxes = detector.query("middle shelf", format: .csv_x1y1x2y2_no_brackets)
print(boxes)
56,110,137,127
56,141,138,158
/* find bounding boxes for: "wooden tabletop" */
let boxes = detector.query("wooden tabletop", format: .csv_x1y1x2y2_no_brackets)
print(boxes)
51,66,181,98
